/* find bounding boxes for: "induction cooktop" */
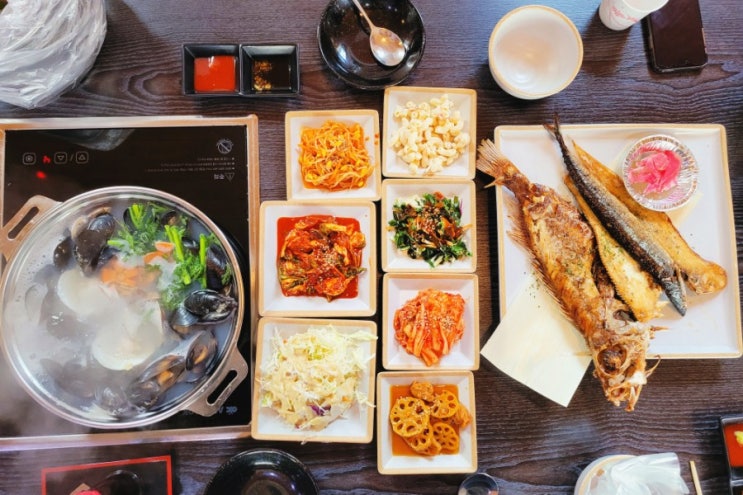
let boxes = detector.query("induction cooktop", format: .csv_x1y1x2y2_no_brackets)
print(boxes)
0,115,260,450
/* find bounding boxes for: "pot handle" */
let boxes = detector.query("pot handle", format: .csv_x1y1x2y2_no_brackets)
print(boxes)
0,195,59,265
186,349,249,417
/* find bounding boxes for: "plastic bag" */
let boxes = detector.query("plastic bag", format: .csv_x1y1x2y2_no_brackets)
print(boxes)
587,453,690,495
0,0,107,109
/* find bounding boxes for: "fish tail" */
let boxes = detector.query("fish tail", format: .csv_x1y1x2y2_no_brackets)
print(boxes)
476,139,533,198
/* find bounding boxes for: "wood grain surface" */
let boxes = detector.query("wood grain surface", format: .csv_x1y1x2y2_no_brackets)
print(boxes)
0,0,742,493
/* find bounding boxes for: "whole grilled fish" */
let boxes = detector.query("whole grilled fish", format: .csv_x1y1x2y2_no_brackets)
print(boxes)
477,139,655,411
545,118,687,316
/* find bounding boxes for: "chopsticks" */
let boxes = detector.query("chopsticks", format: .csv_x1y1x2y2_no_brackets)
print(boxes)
690,460,703,495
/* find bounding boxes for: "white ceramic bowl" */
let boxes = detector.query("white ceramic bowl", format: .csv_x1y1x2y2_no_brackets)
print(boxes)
488,5,583,100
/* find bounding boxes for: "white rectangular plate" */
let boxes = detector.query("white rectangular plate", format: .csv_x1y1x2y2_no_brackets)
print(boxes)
258,200,377,316
285,109,381,201
377,370,477,475
383,86,476,179
252,317,377,443
381,179,477,273
382,273,480,370
494,123,741,358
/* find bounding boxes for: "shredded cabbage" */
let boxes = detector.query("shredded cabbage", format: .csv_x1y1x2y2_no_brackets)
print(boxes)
259,324,376,431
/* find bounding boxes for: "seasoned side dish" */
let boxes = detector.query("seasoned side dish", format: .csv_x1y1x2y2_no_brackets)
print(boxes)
298,120,373,191
393,288,465,366
389,381,471,456
277,214,366,300
388,191,471,267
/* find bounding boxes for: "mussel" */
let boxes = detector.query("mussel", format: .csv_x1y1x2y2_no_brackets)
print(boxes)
69,210,118,275
127,354,186,409
183,289,237,323
205,244,233,293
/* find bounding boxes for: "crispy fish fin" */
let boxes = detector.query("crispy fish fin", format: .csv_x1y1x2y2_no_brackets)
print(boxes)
572,141,727,294
566,176,666,322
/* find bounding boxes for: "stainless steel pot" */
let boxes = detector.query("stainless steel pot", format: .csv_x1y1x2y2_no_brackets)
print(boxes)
0,186,248,429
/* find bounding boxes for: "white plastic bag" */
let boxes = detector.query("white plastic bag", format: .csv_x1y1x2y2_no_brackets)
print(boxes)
0,0,107,109
587,453,690,495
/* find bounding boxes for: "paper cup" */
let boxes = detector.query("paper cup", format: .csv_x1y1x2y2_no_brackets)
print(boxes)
599,0,668,30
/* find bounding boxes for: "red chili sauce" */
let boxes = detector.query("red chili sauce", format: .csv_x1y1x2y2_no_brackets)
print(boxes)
276,215,363,300
193,55,237,93
724,423,743,468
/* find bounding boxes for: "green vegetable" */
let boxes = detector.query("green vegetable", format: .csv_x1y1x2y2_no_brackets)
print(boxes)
388,192,471,267
108,202,221,309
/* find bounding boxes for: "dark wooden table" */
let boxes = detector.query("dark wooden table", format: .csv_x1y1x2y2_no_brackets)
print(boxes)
1,0,742,493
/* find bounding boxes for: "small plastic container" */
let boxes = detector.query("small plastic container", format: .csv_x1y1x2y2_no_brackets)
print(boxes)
240,44,300,97
182,44,240,96
621,134,698,211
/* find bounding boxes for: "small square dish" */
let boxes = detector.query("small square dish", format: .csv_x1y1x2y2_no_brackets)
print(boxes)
381,179,477,273
721,415,743,482
183,44,241,96
377,370,477,474
240,44,300,96
285,109,381,201
383,86,476,179
252,317,377,443
258,200,377,317
382,273,479,370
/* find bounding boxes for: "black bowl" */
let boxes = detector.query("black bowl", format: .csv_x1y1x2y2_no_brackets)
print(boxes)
318,0,425,90
204,449,319,495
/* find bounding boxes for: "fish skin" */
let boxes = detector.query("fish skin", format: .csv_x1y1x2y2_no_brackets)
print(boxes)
566,177,667,322
572,141,727,295
477,139,655,411
545,118,687,316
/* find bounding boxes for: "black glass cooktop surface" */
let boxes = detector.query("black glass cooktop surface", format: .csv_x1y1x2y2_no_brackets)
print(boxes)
0,117,257,448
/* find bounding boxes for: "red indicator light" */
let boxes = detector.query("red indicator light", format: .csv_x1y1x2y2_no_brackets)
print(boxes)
36,171,47,180
42,155,51,164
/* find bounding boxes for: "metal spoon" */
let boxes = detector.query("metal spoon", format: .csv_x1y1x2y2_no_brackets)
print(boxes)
351,0,406,66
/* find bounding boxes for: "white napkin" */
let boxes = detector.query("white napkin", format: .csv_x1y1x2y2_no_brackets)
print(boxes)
480,272,591,407
481,192,701,408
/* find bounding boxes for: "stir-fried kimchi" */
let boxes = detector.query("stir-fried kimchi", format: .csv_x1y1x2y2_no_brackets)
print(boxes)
277,215,366,301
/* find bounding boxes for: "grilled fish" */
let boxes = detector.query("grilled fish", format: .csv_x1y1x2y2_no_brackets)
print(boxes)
571,141,727,295
566,178,666,322
477,139,655,411
545,118,688,316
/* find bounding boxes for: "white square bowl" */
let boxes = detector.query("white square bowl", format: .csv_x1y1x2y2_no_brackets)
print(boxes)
258,200,377,316
382,273,479,370
382,86,476,179
381,179,477,273
252,317,377,443
377,370,477,474
285,109,381,201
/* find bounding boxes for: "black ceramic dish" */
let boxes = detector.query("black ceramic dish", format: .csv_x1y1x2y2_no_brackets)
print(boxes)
204,448,319,495
240,44,300,96
318,0,425,90
183,43,299,97
182,44,241,96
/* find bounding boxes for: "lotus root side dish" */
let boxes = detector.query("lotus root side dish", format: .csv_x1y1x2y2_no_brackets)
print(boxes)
389,381,471,456
277,215,366,301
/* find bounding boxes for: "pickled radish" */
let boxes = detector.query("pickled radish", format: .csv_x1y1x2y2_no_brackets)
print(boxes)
627,148,682,194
